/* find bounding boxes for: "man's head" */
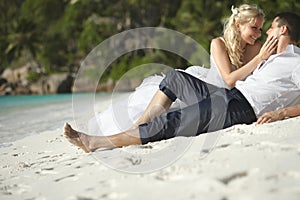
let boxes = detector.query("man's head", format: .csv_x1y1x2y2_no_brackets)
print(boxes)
267,12,300,44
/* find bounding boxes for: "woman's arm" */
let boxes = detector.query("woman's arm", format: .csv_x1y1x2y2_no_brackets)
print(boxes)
256,104,300,124
210,36,278,88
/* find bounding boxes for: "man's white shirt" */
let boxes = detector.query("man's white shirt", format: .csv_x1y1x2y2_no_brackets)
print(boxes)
235,45,300,117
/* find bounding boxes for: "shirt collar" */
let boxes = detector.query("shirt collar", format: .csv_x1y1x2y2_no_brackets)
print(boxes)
284,44,300,55
267,44,299,61
254,45,300,72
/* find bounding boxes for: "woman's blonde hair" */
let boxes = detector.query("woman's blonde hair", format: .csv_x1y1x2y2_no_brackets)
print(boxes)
223,4,265,68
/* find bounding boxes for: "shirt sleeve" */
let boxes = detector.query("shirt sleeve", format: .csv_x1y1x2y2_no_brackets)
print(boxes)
292,64,300,88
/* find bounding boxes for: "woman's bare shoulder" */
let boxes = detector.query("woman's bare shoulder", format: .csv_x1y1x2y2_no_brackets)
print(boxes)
210,37,226,50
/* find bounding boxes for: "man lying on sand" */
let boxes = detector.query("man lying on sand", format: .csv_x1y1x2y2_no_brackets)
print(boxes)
64,12,300,153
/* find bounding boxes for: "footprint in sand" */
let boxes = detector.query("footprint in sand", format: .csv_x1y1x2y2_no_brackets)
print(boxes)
54,174,78,182
1,183,32,196
35,167,58,175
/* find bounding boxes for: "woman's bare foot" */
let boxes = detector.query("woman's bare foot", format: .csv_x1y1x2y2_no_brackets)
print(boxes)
63,123,90,153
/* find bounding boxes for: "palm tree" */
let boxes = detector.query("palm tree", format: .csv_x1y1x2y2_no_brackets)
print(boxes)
5,17,40,64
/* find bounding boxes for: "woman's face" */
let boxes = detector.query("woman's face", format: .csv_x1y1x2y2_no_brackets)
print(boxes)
238,17,264,46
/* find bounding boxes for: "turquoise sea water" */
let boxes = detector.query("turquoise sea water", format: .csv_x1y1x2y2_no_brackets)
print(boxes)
0,94,72,110
0,93,111,146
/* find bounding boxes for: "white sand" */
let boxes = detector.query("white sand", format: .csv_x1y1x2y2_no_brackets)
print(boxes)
1,117,300,200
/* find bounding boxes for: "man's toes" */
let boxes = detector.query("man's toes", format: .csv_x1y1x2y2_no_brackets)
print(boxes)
64,123,79,138
63,123,91,153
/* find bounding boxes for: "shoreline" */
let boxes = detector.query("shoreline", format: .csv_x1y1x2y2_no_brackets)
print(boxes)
0,92,132,145
1,117,300,199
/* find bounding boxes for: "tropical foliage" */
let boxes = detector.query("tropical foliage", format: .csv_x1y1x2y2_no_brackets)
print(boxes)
1,0,299,81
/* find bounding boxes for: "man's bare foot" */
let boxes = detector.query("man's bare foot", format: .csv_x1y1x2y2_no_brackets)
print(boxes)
64,123,90,153
64,123,142,152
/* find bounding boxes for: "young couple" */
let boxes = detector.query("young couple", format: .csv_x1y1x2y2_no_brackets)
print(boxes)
64,5,300,153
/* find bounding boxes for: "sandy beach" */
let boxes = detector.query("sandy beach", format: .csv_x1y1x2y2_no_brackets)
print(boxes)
1,116,300,200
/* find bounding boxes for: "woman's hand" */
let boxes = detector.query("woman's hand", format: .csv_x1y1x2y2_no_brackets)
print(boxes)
258,36,278,60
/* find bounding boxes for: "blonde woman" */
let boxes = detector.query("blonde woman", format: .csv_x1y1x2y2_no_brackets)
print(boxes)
72,4,277,147
191,4,273,89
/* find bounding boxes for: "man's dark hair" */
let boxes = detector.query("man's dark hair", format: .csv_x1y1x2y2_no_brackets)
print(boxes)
275,12,300,42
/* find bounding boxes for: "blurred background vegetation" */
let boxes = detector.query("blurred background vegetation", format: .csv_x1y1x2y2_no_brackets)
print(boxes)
1,0,299,83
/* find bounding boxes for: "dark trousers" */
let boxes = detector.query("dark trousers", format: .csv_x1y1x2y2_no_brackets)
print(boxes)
139,70,257,144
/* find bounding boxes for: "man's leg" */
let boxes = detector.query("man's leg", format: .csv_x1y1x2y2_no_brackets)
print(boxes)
159,70,217,105
64,101,209,152
64,123,142,152
134,70,218,126
66,90,257,153
138,101,210,144
223,88,257,128
64,88,256,152
139,88,257,145
64,94,213,152
133,90,172,127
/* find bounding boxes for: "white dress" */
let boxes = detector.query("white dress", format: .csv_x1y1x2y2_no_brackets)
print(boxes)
88,55,231,136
